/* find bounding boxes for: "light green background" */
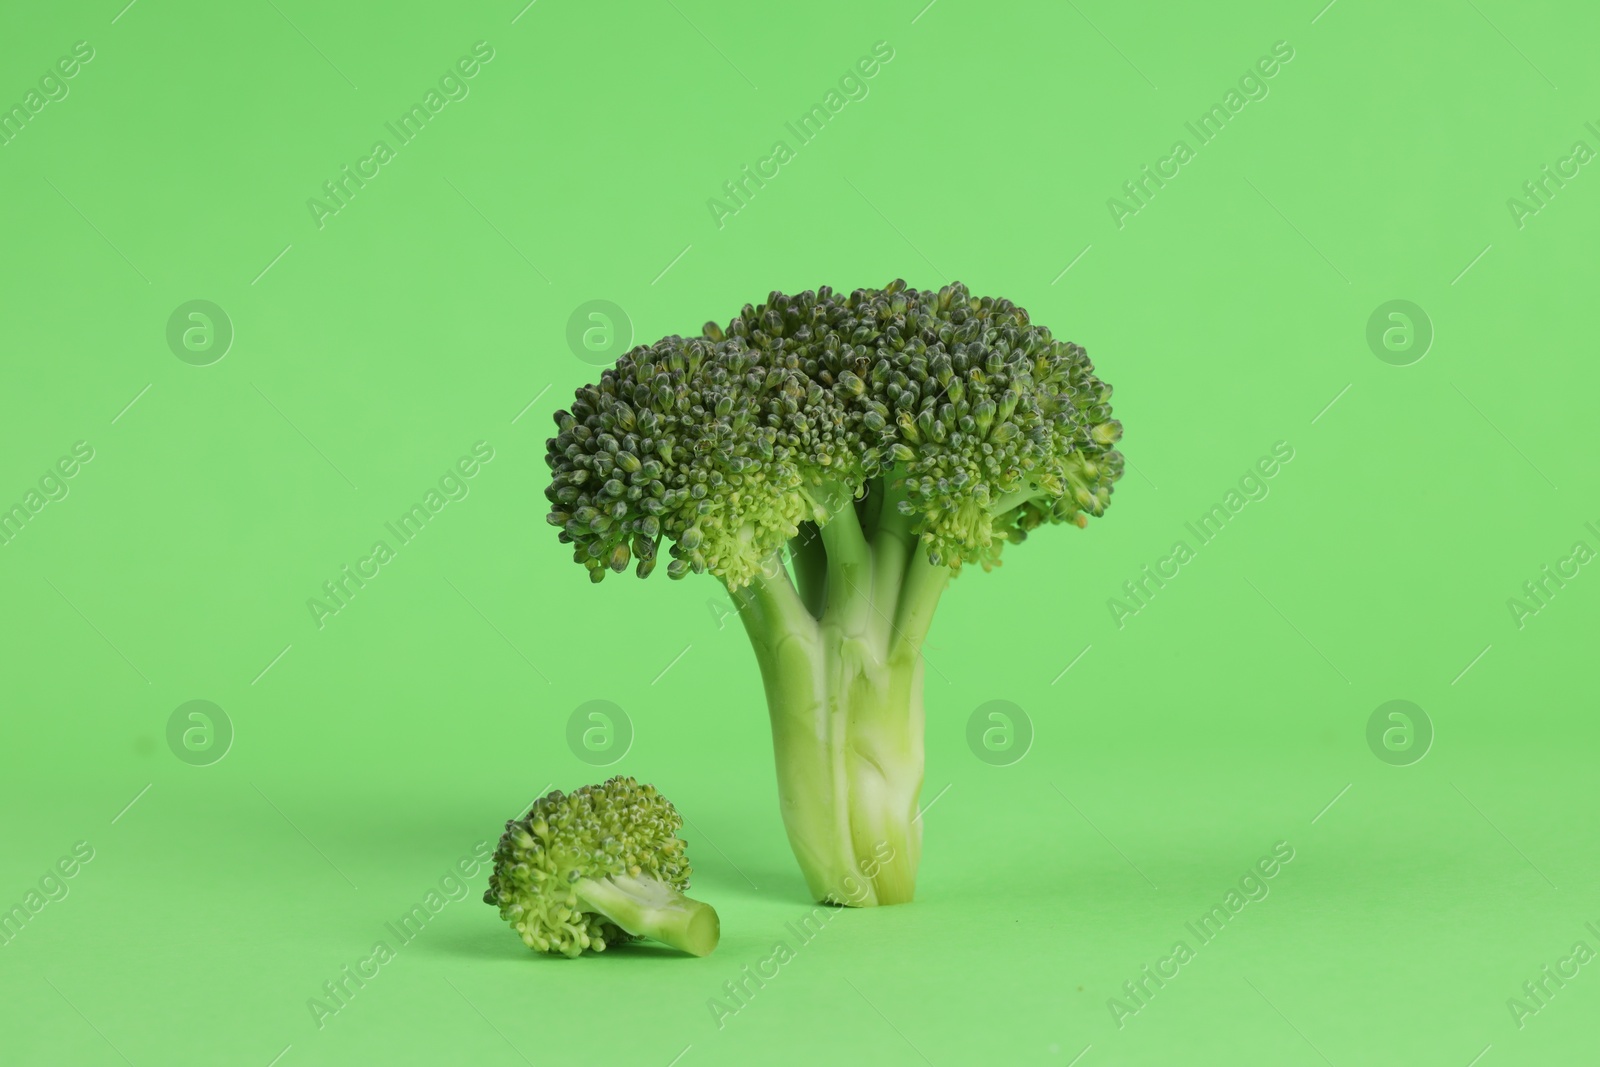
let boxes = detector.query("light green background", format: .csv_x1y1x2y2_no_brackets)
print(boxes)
2,1,1596,1064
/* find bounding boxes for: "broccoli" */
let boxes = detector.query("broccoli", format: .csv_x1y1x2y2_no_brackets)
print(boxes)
484,776,720,957
544,281,1123,906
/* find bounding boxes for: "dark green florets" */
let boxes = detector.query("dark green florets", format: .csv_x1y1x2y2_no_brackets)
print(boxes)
545,280,1123,585
483,777,692,957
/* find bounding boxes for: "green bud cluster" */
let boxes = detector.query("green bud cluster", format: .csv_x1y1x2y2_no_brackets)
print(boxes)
483,776,693,958
545,280,1122,584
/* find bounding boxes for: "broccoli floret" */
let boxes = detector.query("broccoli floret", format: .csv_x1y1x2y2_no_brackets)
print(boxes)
483,776,720,957
544,281,1123,906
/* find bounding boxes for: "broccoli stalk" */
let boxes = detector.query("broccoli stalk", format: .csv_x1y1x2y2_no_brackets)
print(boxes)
731,484,949,905
544,282,1122,907
570,872,720,957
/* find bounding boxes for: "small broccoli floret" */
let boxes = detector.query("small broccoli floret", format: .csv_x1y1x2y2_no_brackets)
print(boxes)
483,776,719,958
543,282,1123,906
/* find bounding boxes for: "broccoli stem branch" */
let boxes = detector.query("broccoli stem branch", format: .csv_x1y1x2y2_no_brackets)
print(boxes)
819,500,873,638
892,551,950,660
572,873,720,956
732,565,859,901
869,475,916,649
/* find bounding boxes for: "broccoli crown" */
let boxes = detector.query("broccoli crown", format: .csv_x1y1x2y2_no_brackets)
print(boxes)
483,776,692,956
545,280,1123,587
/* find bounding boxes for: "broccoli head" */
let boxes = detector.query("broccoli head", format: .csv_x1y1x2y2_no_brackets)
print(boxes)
544,281,1123,906
484,776,719,957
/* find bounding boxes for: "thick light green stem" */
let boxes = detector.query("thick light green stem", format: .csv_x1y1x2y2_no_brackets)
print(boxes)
732,501,949,907
573,873,720,956
836,648,923,904
754,618,922,906
732,567,860,903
